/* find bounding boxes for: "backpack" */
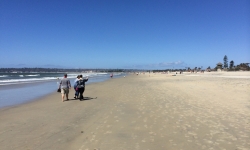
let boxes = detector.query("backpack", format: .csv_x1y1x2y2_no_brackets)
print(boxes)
77,79,84,88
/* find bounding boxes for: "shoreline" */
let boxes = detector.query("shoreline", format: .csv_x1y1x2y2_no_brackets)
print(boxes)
0,73,125,109
0,76,116,111
0,73,249,150
0,90,57,111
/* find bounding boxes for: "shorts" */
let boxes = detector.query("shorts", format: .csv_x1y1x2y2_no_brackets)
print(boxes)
61,88,69,94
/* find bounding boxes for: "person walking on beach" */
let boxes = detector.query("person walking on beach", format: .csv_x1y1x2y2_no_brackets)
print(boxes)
76,75,88,101
74,75,80,99
59,74,71,102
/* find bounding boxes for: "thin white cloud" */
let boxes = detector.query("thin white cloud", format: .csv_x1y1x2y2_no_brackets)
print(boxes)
158,61,184,67
123,61,187,69
16,64,27,66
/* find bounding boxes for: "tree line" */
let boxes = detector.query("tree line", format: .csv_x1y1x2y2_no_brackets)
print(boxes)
184,55,249,72
152,55,249,73
1,56,249,73
222,55,249,71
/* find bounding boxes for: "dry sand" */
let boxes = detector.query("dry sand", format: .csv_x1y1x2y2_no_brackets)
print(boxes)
0,72,250,150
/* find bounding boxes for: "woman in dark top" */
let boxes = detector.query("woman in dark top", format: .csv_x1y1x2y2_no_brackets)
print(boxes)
76,75,88,101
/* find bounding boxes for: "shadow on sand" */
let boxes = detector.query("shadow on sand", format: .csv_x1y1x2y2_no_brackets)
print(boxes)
67,96,97,101
82,97,97,101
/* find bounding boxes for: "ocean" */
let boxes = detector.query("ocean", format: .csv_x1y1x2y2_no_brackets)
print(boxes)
0,72,125,108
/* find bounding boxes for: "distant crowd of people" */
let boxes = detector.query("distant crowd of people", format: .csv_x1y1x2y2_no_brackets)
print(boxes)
58,74,88,102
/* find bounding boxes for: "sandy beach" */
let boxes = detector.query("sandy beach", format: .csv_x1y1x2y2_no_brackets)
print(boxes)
0,72,250,150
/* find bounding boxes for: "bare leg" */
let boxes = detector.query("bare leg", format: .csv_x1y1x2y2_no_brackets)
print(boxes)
66,94,69,100
62,94,65,102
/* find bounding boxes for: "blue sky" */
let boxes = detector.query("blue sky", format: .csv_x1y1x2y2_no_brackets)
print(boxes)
0,0,249,69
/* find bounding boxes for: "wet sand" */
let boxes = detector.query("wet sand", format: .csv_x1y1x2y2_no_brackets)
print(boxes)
0,72,250,150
